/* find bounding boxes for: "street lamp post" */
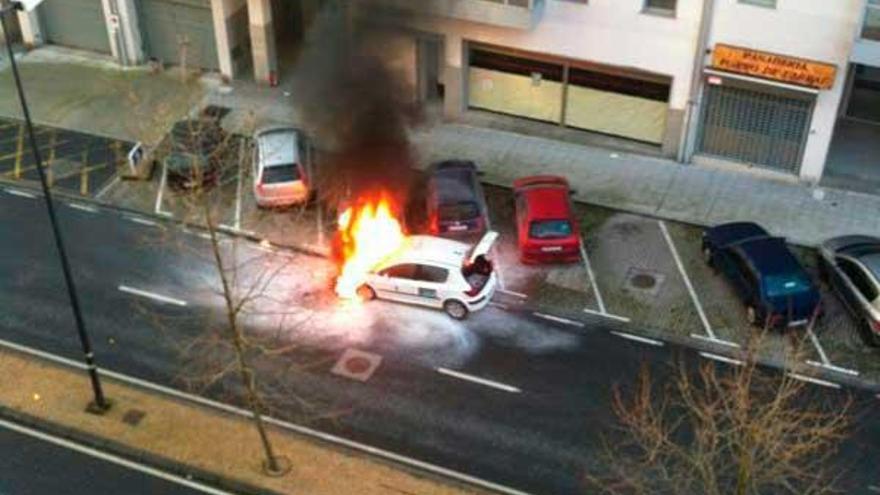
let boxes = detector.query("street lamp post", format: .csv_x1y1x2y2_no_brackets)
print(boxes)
0,0,110,414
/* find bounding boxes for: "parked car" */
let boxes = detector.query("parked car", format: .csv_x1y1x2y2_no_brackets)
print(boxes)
162,117,225,190
819,235,880,346
702,222,821,328
426,160,489,237
513,175,580,264
356,231,499,319
252,126,312,207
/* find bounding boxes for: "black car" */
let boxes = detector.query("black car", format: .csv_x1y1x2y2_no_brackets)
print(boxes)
702,222,821,329
426,160,489,237
161,118,225,190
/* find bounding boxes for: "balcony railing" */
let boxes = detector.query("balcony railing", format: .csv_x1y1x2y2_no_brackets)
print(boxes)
862,0,880,41
368,0,546,30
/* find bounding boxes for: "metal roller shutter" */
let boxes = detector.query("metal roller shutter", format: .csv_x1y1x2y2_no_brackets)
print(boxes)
40,0,110,54
698,84,813,173
139,0,218,70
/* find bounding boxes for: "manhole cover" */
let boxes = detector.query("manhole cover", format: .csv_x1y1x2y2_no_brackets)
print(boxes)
623,267,666,297
331,348,383,382
344,356,373,374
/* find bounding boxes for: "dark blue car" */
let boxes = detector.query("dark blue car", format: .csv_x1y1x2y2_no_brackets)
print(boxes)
702,222,821,329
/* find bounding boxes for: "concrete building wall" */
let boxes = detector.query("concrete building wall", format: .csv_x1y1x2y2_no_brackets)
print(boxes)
707,0,863,182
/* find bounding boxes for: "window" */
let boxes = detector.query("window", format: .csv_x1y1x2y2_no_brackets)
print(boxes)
380,264,417,280
838,258,880,301
739,0,776,7
644,0,676,15
415,265,449,284
529,220,574,239
864,0,880,41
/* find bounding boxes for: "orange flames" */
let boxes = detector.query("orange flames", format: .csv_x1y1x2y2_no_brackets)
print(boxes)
334,192,406,299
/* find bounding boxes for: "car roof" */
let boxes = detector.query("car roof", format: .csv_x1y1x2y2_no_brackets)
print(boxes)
382,235,469,268
257,128,300,167
736,237,805,277
430,165,479,204
519,182,570,220
706,222,770,247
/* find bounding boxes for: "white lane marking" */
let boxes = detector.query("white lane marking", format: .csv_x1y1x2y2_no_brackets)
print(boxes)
806,360,860,377
582,308,631,323
94,176,120,199
787,372,841,389
532,312,585,328
805,326,832,366
125,216,160,228
0,338,534,495
4,188,37,199
867,485,879,493
67,202,99,214
610,331,664,347
658,220,715,339
436,367,522,394
498,288,528,299
690,333,741,348
0,418,234,495
579,240,606,314
699,352,743,366
118,285,188,307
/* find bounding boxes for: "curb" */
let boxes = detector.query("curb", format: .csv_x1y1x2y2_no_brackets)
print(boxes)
0,403,282,495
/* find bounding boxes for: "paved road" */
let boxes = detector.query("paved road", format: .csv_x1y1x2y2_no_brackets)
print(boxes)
0,420,223,495
0,187,877,494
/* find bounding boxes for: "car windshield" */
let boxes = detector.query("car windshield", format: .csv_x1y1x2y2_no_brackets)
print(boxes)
764,274,812,298
261,163,300,183
439,202,479,221
529,219,573,239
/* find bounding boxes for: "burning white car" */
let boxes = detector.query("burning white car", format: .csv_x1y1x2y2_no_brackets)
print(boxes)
355,231,499,320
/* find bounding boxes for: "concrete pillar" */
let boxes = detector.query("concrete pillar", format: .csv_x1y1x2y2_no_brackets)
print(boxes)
247,0,277,84
103,0,144,65
15,7,42,48
442,34,465,120
211,0,245,80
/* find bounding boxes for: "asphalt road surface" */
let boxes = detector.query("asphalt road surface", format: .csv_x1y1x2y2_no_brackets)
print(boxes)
0,187,877,494
0,420,224,495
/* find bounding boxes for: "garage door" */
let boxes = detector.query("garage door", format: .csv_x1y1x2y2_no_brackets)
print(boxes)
697,83,814,173
139,0,218,70
40,0,110,54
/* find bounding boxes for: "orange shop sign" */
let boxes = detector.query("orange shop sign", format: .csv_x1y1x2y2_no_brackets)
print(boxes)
711,44,837,90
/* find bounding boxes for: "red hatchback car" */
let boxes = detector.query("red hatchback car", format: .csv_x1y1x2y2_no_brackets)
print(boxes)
513,175,581,264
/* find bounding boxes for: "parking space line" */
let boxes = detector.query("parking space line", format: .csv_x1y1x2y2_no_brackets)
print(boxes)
699,352,743,366
118,285,188,307
498,288,528,299
13,124,24,179
805,326,832,366
579,239,606,314
658,220,715,339
868,485,879,493
610,331,664,347
489,301,509,310
690,333,741,348
787,372,840,389
67,202,99,214
436,367,522,394
805,360,860,377
154,160,169,216
124,216,161,228
3,187,37,199
94,176,119,199
532,312,585,328
582,308,631,323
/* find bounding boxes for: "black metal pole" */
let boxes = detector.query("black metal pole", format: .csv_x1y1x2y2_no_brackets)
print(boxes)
1,3,110,414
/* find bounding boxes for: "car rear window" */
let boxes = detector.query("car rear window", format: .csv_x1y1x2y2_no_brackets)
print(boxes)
439,202,479,222
462,255,492,292
764,274,811,297
261,163,301,184
529,220,573,239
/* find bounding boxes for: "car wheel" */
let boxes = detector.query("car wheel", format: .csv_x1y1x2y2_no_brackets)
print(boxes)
443,300,469,320
746,306,760,327
356,284,376,301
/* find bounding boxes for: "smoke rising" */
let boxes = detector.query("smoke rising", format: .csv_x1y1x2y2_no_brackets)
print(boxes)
292,3,421,212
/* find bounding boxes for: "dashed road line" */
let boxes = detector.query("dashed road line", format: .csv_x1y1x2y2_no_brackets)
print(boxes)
610,331,664,347
579,239,606,314
436,367,522,394
582,308,631,323
3,187,37,199
124,216,161,228
787,372,841,389
699,351,743,366
0,418,234,495
532,312,585,328
658,220,715,339
67,202,99,214
118,285,188,307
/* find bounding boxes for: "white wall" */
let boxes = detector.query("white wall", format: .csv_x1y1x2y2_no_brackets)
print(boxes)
408,0,704,110
707,0,863,181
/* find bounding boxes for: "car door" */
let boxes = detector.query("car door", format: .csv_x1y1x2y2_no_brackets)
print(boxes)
725,249,753,302
413,264,450,309
375,264,420,303
836,258,879,317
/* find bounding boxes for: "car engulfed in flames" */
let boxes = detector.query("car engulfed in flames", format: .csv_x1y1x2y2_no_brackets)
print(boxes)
333,192,406,300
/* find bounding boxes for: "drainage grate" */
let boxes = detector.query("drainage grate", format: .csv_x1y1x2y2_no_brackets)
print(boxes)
121,409,146,427
623,267,666,296
331,349,383,382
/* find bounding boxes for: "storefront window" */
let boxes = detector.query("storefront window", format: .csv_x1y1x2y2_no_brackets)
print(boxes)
864,0,880,41
644,0,676,14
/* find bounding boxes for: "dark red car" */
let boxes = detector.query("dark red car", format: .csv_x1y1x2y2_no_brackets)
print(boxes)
513,175,581,264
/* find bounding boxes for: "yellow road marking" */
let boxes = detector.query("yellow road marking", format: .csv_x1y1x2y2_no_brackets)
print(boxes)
79,146,90,196
0,139,70,163
13,125,24,179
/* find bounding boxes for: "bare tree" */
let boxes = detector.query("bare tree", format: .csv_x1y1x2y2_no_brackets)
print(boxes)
584,324,854,495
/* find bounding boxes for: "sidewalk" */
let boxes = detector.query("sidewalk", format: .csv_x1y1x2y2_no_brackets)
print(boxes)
0,347,487,495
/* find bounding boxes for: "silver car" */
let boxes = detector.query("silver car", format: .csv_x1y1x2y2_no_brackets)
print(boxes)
252,126,312,207
819,235,880,346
